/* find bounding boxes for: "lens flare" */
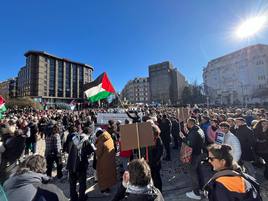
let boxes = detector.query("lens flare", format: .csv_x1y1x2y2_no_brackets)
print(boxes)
236,16,267,39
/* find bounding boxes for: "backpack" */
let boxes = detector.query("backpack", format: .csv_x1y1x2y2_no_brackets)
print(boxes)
205,169,262,201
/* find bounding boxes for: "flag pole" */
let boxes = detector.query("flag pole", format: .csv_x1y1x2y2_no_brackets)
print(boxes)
115,92,126,110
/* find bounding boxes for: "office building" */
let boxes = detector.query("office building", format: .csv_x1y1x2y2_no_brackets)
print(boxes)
149,61,186,105
203,44,268,105
17,51,93,103
0,77,17,99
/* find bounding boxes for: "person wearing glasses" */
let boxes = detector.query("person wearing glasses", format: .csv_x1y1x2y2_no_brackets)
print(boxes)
204,144,262,201
216,122,241,163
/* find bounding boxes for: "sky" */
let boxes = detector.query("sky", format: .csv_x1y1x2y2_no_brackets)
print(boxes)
1,0,268,92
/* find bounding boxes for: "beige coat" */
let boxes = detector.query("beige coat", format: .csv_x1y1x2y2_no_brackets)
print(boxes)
96,131,116,191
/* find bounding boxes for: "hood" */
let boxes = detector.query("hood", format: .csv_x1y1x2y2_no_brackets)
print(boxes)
98,131,111,142
126,184,159,199
3,171,49,191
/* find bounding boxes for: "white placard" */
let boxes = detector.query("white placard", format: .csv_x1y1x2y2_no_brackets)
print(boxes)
97,113,132,124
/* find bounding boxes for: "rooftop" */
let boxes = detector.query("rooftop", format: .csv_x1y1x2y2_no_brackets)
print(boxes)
24,50,94,70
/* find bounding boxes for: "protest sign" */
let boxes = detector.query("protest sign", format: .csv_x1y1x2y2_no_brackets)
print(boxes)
97,113,131,124
176,107,190,122
120,122,154,158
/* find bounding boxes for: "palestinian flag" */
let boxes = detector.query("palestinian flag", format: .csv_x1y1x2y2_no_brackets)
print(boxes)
0,96,6,119
84,72,115,102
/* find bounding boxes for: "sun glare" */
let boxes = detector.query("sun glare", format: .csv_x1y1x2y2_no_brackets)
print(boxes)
236,16,267,39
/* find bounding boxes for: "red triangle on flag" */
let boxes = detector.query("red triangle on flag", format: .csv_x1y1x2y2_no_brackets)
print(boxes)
0,96,5,105
102,72,115,93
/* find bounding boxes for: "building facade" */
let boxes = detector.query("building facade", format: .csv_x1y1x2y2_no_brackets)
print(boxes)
149,61,186,105
17,51,93,104
121,77,150,104
0,78,17,99
203,44,268,105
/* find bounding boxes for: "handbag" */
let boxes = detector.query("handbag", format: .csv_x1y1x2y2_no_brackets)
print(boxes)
180,142,192,164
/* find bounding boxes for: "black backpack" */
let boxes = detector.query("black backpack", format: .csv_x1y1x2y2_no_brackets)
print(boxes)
205,170,262,201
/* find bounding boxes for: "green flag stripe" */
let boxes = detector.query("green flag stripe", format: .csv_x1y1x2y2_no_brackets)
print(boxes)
87,91,112,102
0,105,6,113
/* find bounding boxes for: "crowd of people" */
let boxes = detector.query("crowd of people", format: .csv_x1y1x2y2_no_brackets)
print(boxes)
0,105,267,201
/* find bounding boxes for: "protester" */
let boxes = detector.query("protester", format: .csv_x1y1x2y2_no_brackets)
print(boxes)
112,158,165,201
148,124,164,192
3,155,68,201
159,114,172,161
95,128,116,195
66,127,94,201
216,122,242,163
235,117,256,177
45,124,63,179
205,144,262,201
254,119,268,179
206,119,219,144
0,125,26,183
180,118,205,200
171,116,180,150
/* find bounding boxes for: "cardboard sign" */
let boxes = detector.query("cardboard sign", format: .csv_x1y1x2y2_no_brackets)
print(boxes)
120,122,154,151
176,107,190,123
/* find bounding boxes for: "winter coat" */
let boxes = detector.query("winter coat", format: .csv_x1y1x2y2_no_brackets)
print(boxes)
206,126,218,144
66,133,94,172
28,123,39,143
171,119,180,138
2,134,25,165
112,183,165,201
148,137,164,169
159,118,171,143
183,125,205,156
235,125,256,161
200,122,210,138
254,128,268,155
224,132,242,162
96,131,116,191
3,171,68,201
204,170,261,201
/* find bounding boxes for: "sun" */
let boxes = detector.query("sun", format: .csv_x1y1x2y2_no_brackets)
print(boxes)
236,16,267,39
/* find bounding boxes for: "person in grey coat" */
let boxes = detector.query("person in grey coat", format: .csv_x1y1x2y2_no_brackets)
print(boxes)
3,155,68,201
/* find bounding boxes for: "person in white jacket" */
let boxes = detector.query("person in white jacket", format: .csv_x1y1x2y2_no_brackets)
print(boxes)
217,122,242,162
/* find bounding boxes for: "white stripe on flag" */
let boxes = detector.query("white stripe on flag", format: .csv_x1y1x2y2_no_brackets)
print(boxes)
84,83,105,98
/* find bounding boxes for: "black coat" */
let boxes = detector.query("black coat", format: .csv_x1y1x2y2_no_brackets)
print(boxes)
126,111,141,123
171,120,180,138
148,137,164,169
235,124,256,161
159,118,171,143
66,134,94,172
183,125,205,156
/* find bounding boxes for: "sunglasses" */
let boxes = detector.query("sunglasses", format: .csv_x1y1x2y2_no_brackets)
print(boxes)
208,156,217,161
